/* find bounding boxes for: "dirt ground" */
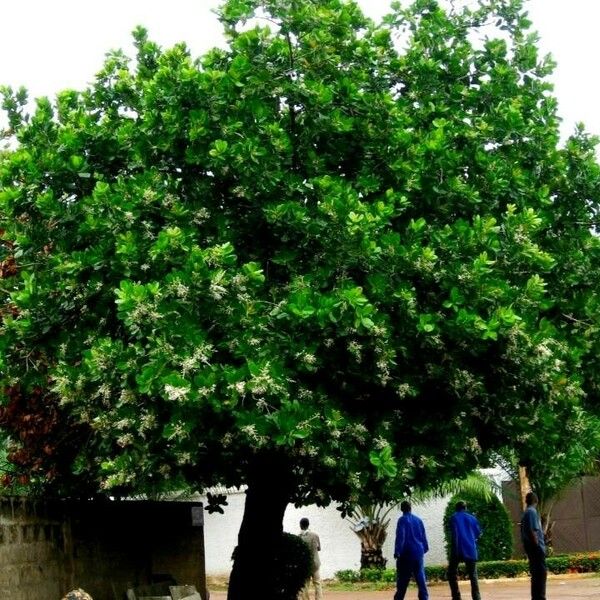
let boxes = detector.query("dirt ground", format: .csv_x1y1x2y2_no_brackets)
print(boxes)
208,574,600,599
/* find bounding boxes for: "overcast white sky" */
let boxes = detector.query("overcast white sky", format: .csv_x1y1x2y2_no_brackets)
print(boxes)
1,0,599,140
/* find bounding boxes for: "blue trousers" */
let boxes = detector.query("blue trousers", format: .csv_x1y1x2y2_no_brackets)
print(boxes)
394,556,429,600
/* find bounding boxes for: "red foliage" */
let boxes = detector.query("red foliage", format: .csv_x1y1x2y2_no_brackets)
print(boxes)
0,255,17,278
0,303,19,322
0,385,87,487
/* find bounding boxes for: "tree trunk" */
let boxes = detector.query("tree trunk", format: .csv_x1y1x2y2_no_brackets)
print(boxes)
518,465,531,510
360,545,387,569
227,455,293,600
539,500,556,554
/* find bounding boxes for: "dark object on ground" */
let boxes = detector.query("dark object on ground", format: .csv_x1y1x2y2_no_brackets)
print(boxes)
62,590,93,600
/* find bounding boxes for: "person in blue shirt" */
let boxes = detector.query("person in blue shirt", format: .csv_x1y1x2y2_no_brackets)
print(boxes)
521,491,547,600
393,500,429,600
447,500,482,600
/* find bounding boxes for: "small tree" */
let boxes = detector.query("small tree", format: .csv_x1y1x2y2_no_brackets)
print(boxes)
347,502,394,569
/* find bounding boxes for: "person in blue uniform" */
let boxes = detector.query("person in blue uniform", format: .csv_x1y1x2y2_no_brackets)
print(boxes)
447,500,482,600
394,500,429,600
521,491,547,600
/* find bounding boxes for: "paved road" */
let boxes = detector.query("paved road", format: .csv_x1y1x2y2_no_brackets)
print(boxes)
209,574,600,599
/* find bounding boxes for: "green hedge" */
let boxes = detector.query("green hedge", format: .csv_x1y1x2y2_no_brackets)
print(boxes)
335,553,600,583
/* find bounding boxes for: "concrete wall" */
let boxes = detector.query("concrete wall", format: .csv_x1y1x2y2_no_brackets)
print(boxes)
202,490,448,579
0,497,207,600
0,497,64,600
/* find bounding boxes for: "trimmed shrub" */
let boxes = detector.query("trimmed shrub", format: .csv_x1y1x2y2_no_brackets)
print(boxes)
334,552,600,584
550,552,600,574
334,569,361,583
425,565,447,581
477,559,529,579
443,491,513,561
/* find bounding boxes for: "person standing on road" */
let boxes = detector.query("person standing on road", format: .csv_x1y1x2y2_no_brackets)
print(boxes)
299,517,322,600
447,500,482,600
394,500,429,600
521,491,547,600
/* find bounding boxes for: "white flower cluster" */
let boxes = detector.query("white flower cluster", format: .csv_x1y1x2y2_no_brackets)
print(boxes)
115,418,134,430
298,445,319,457
396,383,413,399
164,384,189,402
198,384,217,398
209,280,227,300
375,356,392,385
373,436,390,450
240,424,268,447
295,351,317,369
347,472,362,489
143,188,158,202
96,383,112,401
465,437,481,454
100,469,136,490
231,273,247,289
180,343,214,375
226,381,245,399
176,452,193,465
166,421,189,441
52,374,75,403
535,342,552,358
371,324,387,337
158,464,172,478
414,247,437,273
172,280,190,299
298,387,313,400
347,423,368,444
256,398,270,412
117,433,135,447
193,207,211,225
129,302,162,326
348,340,362,361
118,389,136,405
451,369,483,401
248,362,286,398
140,411,157,432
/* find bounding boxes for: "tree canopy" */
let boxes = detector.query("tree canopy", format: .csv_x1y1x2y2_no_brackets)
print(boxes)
2,0,600,596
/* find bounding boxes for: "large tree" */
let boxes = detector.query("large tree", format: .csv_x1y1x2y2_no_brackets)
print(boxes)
1,0,599,597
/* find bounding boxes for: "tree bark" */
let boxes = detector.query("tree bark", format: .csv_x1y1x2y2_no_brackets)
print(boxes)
360,545,387,569
227,455,294,600
518,465,531,510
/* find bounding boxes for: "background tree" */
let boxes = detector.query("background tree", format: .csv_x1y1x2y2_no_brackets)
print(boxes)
497,407,600,551
2,0,600,597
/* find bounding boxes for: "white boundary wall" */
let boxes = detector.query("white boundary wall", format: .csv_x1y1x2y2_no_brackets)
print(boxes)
201,491,448,579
